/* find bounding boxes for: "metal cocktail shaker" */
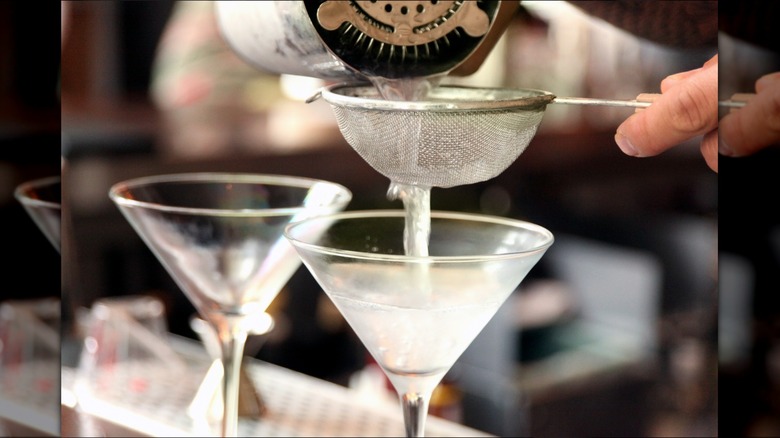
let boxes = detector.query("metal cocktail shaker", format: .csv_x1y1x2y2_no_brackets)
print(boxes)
215,1,362,81
214,1,502,81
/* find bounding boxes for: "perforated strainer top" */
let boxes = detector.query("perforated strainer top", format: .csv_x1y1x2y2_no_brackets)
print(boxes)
319,84,555,188
304,1,501,79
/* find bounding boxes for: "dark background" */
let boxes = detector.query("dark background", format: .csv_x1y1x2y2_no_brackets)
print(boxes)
0,2,61,301
719,0,780,436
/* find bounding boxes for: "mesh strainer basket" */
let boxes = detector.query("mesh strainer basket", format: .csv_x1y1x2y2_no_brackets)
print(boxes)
319,84,555,188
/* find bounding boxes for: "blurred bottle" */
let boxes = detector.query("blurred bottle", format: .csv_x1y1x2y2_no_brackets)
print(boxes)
429,375,464,423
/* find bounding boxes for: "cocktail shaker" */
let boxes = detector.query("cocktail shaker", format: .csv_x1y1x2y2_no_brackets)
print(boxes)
215,1,361,81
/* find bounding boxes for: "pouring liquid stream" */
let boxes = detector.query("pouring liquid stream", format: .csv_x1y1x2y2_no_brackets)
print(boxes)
386,182,431,258
373,76,440,260
375,76,439,310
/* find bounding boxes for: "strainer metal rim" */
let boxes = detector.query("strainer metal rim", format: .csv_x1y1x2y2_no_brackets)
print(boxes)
319,83,556,112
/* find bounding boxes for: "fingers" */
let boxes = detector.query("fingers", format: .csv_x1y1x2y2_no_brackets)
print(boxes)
703,54,718,69
615,56,718,158
756,71,780,92
719,72,780,157
660,69,701,93
701,128,718,173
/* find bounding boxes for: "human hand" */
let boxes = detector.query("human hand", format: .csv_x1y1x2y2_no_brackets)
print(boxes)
719,72,780,158
614,54,719,172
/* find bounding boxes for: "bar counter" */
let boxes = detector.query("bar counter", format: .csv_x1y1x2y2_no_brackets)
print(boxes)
61,335,492,437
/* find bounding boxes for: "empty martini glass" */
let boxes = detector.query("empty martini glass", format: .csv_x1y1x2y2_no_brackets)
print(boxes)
109,173,351,437
284,210,553,437
14,176,61,253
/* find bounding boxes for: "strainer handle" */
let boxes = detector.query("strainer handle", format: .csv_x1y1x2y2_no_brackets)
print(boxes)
552,95,655,108
720,93,755,112
638,93,755,111
553,92,753,111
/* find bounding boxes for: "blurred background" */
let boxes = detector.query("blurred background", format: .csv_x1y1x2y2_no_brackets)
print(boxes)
56,1,728,436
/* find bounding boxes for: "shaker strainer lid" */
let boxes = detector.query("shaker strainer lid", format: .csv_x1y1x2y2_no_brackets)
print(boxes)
303,0,502,79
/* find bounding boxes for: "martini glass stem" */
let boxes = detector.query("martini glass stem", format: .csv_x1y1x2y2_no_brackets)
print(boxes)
219,329,248,437
401,392,431,437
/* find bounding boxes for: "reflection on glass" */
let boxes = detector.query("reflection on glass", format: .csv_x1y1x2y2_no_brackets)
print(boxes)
14,176,61,253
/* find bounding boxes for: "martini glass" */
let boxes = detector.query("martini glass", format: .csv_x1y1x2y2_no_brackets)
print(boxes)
7,177,60,434
284,210,553,437
109,173,351,437
14,176,61,253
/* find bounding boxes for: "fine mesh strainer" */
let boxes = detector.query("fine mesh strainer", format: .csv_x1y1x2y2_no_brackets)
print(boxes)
314,84,750,188
316,84,554,188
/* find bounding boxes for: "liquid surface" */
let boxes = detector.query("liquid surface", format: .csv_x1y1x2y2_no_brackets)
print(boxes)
324,263,513,395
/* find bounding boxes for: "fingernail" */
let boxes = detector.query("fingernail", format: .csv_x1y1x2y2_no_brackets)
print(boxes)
719,136,734,156
615,132,638,156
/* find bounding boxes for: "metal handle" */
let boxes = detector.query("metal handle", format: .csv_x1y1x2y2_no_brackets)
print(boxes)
553,93,753,110
552,96,654,108
720,93,754,112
